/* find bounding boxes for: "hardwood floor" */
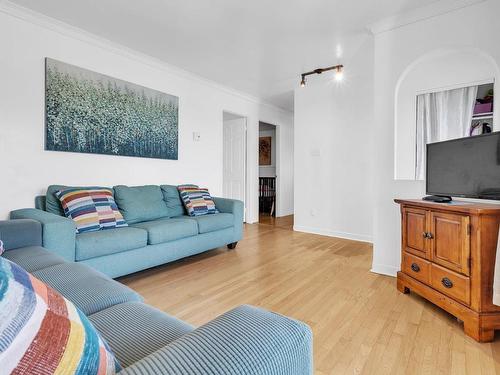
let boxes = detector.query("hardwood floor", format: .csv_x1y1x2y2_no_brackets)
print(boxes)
258,213,294,230
120,219,500,374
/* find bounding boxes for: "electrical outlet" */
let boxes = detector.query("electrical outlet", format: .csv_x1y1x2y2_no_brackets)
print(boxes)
193,132,201,142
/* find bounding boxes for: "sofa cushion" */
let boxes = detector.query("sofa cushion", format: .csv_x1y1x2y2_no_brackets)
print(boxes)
114,185,169,224
32,262,143,315
89,302,193,368
160,184,186,217
56,187,128,234
45,184,67,216
76,227,148,261
2,245,66,273
177,185,219,216
132,218,198,245
0,257,121,374
183,213,234,234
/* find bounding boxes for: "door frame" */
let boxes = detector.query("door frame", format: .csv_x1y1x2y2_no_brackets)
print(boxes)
222,111,248,222
258,121,280,218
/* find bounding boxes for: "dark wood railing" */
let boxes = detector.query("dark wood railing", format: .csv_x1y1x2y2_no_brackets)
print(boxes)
259,177,276,216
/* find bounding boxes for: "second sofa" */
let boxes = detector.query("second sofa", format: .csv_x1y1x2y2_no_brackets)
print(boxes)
11,184,244,278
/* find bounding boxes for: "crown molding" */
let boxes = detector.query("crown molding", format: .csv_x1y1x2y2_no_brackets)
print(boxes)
0,0,293,116
368,0,486,35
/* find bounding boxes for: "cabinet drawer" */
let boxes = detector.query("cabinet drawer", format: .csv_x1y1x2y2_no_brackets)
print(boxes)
402,252,430,285
430,263,470,306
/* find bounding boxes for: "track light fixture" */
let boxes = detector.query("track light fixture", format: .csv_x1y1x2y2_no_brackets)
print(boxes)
299,64,344,87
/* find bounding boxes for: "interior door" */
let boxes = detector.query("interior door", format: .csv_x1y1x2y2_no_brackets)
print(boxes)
402,207,429,259
223,117,246,219
429,211,470,275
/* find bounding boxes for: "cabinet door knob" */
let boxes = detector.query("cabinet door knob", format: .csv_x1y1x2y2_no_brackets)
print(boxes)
411,263,420,272
426,232,433,239
441,277,453,289
422,232,428,238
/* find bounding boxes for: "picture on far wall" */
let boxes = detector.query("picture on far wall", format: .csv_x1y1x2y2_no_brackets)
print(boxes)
45,58,179,160
259,136,272,165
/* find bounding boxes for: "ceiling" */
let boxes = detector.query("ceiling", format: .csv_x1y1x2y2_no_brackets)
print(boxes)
10,0,443,111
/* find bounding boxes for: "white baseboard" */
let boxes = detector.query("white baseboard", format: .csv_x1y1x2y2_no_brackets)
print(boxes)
370,263,398,277
277,208,294,217
293,225,373,243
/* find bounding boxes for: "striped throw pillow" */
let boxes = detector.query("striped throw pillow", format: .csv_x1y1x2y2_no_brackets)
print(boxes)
177,185,219,216
56,187,128,234
0,256,121,374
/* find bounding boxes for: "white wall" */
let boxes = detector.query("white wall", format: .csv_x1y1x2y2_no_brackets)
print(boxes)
259,128,276,178
293,35,374,242
0,4,293,222
372,0,500,276
276,120,294,217
394,50,498,180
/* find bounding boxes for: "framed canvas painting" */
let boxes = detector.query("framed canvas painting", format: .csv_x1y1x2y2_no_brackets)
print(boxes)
45,58,179,160
259,136,272,165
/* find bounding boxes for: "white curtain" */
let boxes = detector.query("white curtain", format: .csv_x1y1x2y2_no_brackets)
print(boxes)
415,86,478,180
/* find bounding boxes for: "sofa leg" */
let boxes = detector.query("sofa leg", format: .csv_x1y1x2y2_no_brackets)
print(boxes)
227,242,238,250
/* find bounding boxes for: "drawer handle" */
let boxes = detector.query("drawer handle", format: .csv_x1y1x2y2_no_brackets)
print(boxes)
411,263,420,272
441,277,453,289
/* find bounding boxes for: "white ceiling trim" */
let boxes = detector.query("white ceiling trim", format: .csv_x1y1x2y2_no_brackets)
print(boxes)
368,0,486,35
0,0,293,116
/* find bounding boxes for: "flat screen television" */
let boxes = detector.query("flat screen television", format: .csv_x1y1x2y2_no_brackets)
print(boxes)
426,132,500,200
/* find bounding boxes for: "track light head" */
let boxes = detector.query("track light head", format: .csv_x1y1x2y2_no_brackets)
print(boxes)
335,65,344,82
300,64,344,87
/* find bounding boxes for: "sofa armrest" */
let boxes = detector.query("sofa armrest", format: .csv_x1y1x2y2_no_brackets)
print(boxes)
213,197,244,241
0,219,42,250
119,305,313,375
10,209,76,261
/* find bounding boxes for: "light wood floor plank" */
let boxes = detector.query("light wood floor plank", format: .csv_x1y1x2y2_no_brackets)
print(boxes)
120,216,500,374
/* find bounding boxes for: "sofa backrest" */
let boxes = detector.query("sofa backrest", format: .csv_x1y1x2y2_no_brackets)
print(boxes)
160,185,185,217
46,184,68,216
38,184,187,221
113,185,170,224
35,195,46,211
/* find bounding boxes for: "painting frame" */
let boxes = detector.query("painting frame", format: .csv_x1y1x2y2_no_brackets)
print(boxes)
44,58,179,160
259,136,272,166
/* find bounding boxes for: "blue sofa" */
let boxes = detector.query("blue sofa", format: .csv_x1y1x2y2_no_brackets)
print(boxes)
11,184,243,278
0,219,313,374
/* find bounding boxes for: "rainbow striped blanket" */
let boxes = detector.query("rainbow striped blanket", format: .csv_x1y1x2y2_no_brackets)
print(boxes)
0,256,120,374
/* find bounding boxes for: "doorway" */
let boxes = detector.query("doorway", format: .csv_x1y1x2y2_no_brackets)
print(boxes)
222,111,247,221
258,122,277,218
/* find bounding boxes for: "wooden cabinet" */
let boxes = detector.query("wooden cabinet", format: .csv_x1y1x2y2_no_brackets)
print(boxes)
402,207,429,259
429,211,470,275
396,199,500,342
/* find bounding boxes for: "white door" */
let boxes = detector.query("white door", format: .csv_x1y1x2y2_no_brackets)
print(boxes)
223,117,246,216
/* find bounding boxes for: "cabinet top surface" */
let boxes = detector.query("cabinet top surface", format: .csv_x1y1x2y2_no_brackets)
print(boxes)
394,199,500,215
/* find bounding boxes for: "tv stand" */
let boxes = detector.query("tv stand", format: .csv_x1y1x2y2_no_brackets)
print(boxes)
395,199,500,342
423,195,452,203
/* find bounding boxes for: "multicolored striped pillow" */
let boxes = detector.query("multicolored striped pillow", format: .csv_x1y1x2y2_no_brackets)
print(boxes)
55,187,128,234
177,185,219,216
0,256,121,374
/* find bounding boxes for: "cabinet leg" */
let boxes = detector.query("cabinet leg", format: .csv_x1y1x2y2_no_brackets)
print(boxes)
463,319,494,343
397,277,410,294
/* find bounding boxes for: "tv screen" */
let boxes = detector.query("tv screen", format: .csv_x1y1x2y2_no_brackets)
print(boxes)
426,132,500,200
